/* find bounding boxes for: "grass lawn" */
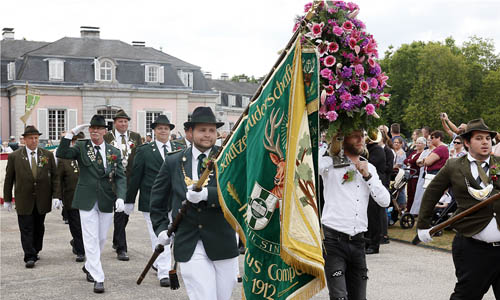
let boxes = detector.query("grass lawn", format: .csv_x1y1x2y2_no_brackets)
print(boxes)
388,219,455,251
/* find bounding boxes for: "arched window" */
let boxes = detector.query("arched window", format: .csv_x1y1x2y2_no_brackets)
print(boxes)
94,58,116,82
100,61,112,81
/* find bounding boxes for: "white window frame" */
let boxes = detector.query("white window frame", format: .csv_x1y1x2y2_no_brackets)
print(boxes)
242,96,250,107
228,94,236,107
48,109,66,140
177,70,193,88
94,58,115,82
146,111,162,137
7,62,16,80
144,64,164,83
45,59,65,81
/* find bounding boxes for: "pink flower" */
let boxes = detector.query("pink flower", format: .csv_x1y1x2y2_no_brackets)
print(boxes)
347,2,359,11
370,78,378,88
324,85,334,95
348,38,357,50
324,55,336,67
342,21,354,32
320,68,333,79
377,72,389,86
340,92,352,102
293,21,300,32
354,64,364,76
332,26,344,36
319,104,327,116
326,111,338,121
307,22,324,38
360,81,369,93
365,104,375,115
328,42,339,53
368,58,376,67
304,2,313,12
317,43,328,56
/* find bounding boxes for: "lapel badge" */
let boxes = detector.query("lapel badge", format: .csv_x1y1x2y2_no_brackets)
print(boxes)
182,156,187,162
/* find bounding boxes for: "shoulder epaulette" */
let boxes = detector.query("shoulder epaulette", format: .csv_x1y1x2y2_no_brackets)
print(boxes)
167,149,183,155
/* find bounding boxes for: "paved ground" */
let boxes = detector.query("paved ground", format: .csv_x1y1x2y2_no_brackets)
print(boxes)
0,209,495,300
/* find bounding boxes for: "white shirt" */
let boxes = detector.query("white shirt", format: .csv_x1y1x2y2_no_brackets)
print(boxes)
114,130,128,148
155,140,171,161
185,138,192,148
319,154,390,236
91,140,107,169
467,153,500,243
26,147,38,167
192,146,211,181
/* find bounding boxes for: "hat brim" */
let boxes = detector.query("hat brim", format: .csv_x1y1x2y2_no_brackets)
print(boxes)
113,116,131,121
22,132,42,137
184,121,225,129
460,129,497,139
152,123,175,130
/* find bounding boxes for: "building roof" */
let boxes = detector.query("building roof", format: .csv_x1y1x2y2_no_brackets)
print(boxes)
207,79,259,96
1,40,49,59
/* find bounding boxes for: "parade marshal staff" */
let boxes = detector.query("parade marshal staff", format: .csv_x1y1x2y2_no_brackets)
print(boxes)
319,130,390,300
3,126,61,268
126,114,183,287
150,107,239,300
57,115,126,293
104,109,142,261
417,118,500,300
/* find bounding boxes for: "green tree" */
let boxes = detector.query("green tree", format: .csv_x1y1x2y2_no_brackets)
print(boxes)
230,74,259,83
475,69,500,132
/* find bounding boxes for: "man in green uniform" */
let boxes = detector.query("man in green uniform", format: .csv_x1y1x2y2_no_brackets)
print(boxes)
150,106,239,300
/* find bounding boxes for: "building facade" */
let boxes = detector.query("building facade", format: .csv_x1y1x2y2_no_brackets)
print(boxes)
0,27,218,142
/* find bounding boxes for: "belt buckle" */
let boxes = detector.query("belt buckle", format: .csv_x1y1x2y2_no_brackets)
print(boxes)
492,242,500,247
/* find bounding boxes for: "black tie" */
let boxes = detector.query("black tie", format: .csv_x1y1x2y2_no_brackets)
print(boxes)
163,144,168,160
197,153,206,178
95,145,105,174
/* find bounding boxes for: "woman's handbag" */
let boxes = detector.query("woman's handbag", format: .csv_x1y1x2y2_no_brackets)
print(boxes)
422,172,436,189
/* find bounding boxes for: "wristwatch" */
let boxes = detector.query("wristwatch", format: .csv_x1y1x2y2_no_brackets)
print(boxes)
363,173,372,181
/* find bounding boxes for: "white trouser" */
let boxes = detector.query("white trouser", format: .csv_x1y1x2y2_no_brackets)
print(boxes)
180,240,238,300
79,202,113,283
142,212,171,280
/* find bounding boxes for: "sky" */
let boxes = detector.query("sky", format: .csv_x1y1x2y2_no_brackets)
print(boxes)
2,0,500,79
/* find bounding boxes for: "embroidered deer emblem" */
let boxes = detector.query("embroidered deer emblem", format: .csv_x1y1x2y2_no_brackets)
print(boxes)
264,108,285,199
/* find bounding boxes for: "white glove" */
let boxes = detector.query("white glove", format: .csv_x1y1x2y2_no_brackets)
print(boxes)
115,198,125,212
71,124,90,135
417,229,433,243
124,203,134,215
186,185,208,204
52,198,62,210
157,230,173,246
3,202,13,212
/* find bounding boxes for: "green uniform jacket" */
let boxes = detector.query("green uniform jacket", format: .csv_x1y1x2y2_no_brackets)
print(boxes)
150,146,238,262
126,141,186,211
104,130,142,183
56,138,126,213
57,158,79,209
3,147,60,215
417,155,500,236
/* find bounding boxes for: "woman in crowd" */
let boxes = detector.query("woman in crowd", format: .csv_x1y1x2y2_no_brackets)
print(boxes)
410,138,433,216
393,136,407,211
449,136,467,158
422,130,449,175
404,137,426,212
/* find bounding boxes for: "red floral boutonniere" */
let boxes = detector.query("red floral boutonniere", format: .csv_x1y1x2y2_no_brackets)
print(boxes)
201,156,214,170
130,143,135,148
342,170,356,184
107,154,118,163
491,164,498,182
38,156,49,168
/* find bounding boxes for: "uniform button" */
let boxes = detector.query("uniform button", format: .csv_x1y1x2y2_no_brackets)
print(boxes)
494,213,497,217
198,224,203,229
211,204,215,208
198,208,202,212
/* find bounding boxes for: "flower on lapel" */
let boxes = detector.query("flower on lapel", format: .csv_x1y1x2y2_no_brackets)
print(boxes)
491,164,498,182
201,156,214,170
38,156,49,168
341,170,356,184
107,154,118,163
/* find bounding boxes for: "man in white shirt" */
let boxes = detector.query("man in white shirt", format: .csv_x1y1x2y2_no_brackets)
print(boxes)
319,130,390,300
417,118,500,300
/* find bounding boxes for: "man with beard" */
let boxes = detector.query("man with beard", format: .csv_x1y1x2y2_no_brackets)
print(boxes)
319,130,390,300
150,107,239,300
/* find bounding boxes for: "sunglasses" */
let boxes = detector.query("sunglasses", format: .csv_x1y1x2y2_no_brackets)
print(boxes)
454,141,462,144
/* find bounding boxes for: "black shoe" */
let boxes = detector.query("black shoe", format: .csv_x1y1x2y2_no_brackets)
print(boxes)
82,266,95,283
152,266,158,273
381,237,390,244
365,248,379,255
239,246,245,255
160,277,170,287
70,240,77,255
75,254,85,262
93,282,105,293
237,276,242,283
25,260,35,268
117,251,129,261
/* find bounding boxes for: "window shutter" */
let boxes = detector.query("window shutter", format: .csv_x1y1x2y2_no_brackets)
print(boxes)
68,109,77,130
144,65,149,82
159,66,164,83
7,62,15,80
137,110,146,137
94,59,100,81
37,108,48,139
59,61,64,81
48,61,55,80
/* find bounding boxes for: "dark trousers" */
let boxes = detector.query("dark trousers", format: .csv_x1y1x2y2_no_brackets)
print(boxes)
17,205,46,262
323,226,368,300
112,211,129,252
67,209,84,255
450,234,500,300
366,198,383,250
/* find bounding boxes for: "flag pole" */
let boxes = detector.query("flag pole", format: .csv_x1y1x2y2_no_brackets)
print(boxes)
24,81,28,128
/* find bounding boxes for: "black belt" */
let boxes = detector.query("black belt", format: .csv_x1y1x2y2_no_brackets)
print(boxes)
323,225,366,242
458,233,500,247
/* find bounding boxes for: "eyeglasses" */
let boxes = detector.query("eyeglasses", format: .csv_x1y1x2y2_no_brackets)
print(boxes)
454,141,462,144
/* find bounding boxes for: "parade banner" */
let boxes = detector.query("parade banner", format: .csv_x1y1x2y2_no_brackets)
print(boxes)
20,90,41,124
216,37,324,300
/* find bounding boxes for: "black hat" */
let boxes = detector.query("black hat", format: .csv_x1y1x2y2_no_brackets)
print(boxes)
184,107,224,129
113,109,131,121
22,125,42,137
152,114,175,130
460,118,497,139
89,115,107,128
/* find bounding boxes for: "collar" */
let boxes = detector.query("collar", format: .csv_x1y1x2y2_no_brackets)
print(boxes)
26,147,37,156
192,145,211,161
115,129,128,139
467,153,491,166
91,140,105,148
155,140,170,149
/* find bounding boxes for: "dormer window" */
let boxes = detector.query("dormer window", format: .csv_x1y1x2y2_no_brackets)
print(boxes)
7,62,15,80
94,58,116,82
144,64,164,83
44,59,64,81
177,70,193,88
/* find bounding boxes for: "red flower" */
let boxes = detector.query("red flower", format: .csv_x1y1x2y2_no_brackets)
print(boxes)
492,175,498,182
342,21,354,31
328,41,339,53
130,143,135,148
343,173,349,180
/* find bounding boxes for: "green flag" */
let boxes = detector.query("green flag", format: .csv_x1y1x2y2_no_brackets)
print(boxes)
216,37,324,300
20,93,41,124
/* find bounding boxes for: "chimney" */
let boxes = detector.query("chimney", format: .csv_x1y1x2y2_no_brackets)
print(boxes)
132,41,145,47
204,72,212,80
2,28,15,40
220,73,229,81
80,26,100,38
